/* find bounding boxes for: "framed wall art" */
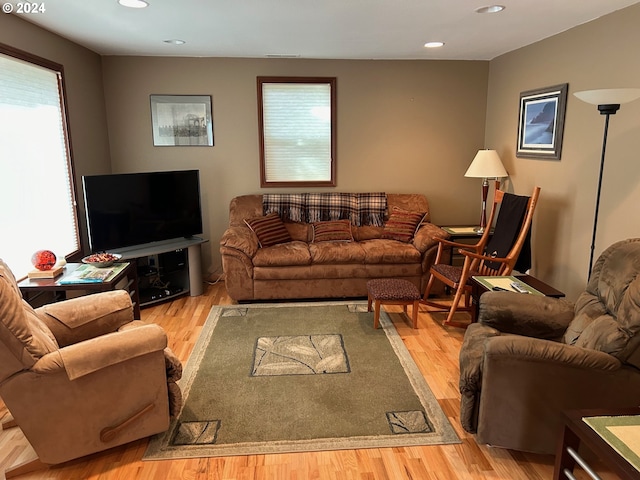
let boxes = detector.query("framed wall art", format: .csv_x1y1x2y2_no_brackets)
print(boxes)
150,95,214,146
516,83,568,160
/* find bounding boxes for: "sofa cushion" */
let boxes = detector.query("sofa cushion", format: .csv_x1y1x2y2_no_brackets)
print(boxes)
312,220,353,243
310,242,366,264
252,241,311,267
352,225,384,241
245,213,292,247
381,207,427,243
285,222,311,242
360,239,422,264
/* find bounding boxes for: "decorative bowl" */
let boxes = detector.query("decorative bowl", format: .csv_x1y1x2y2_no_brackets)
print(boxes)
81,253,122,268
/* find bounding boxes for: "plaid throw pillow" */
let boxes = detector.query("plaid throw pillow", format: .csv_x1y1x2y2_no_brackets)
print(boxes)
312,220,354,243
381,207,426,243
245,213,292,247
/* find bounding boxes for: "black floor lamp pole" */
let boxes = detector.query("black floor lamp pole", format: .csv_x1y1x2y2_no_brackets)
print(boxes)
588,104,619,279
588,113,609,279
575,88,640,280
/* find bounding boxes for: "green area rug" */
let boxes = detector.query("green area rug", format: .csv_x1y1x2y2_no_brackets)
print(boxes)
143,301,460,459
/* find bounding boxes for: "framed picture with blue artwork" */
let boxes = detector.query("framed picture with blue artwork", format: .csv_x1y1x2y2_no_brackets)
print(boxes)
516,83,568,160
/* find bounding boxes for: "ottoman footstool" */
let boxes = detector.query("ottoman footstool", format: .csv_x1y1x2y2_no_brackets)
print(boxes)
366,278,421,329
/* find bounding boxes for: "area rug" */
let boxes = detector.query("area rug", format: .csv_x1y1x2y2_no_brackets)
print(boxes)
143,301,460,459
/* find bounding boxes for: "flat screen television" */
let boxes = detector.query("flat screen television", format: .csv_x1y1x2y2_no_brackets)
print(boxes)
82,169,203,252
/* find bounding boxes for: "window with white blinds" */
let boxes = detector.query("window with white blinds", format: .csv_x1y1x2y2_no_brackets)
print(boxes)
258,77,336,187
0,46,80,277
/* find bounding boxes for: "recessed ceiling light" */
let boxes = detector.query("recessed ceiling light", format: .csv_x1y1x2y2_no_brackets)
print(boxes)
118,0,148,8
424,42,444,48
475,5,505,14
164,39,186,45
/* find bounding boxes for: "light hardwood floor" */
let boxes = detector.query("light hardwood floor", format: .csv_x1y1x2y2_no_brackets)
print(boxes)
0,283,611,479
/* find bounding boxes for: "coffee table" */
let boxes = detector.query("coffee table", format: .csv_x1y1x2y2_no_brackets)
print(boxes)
18,262,141,319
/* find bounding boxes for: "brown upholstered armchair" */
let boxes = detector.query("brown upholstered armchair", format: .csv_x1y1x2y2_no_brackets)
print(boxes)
0,259,182,478
458,238,640,454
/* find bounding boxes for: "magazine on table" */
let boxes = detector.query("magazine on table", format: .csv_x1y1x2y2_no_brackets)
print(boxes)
58,263,127,284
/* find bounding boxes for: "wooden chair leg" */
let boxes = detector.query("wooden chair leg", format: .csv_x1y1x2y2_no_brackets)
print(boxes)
367,294,373,312
373,300,381,329
422,272,437,300
445,285,466,326
411,300,419,329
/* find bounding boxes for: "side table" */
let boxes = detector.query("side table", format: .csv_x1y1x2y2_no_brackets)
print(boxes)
440,226,489,266
554,407,640,480
18,262,141,320
470,274,565,321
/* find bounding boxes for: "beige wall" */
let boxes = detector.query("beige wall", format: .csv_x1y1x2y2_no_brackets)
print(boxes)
10,4,637,300
0,15,112,252
485,3,640,299
101,57,489,275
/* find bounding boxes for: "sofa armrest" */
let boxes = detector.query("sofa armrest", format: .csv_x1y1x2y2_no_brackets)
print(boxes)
412,223,450,253
478,291,575,339
220,225,259,258
37,290,134,347
484,334,621,370
32,323,167,380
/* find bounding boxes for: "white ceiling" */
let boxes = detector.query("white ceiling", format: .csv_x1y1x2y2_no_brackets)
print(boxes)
14,0,640,60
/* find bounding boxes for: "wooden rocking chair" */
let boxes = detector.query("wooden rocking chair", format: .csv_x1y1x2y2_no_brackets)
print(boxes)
422,186,541,327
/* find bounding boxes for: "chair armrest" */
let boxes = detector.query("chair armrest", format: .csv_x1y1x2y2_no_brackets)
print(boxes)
220,225,259,258
435,236,483,252
478,291,575,339
32,323,167,380
37,290,134,347
484,335,621,371
412,223,449,252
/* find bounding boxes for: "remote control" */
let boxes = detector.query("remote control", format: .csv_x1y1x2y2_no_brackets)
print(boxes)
510,281,530,294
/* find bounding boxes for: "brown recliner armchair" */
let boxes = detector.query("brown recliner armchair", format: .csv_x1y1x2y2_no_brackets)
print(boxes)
459,238,640,454
0,258,182,478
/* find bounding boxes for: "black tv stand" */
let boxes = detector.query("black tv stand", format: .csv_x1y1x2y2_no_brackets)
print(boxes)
113,237,206,307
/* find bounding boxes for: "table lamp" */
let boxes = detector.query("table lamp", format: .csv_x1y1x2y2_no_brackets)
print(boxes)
573,87,640,279
465,149,508,233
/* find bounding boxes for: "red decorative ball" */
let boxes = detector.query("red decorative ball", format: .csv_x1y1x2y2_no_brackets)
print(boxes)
32,250,57,271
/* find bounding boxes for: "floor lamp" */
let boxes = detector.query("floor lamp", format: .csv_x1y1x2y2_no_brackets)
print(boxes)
574,88,640,279
464,149,508,233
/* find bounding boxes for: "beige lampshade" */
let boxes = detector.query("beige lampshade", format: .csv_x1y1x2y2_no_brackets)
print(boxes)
464,149,508,179
574,88,640,105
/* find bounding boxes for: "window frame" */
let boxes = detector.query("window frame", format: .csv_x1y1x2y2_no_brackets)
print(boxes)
0,42,82,272
257,76,337,188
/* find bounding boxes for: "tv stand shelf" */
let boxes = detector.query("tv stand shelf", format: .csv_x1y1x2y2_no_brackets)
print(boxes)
113,237,206,308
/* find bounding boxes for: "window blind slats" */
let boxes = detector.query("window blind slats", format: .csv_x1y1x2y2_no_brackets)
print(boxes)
0,52,79,277
260,80,334,184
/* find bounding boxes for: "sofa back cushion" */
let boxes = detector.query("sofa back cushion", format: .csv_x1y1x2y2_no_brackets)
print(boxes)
229,193,432,227
563,238,640,364
0,259,59,382
386,194,431,223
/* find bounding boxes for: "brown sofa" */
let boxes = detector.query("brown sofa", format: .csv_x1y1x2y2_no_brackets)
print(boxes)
458,238,640,454
220,193,449,302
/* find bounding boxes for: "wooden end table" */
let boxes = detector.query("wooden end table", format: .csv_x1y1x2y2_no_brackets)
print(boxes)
470,274,565,321
18,262,141,320
554,407,640,479
440,226,484,266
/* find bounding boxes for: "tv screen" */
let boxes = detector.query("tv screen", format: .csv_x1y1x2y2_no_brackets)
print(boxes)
82,170,203,252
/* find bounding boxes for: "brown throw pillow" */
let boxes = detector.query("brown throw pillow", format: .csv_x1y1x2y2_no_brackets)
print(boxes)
312,220,354,243
245,213,292,247
382,207,426,243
